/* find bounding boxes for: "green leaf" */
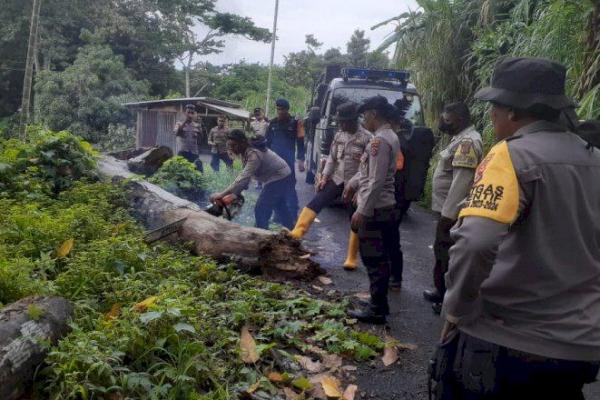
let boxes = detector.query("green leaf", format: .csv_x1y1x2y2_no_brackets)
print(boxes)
173,322,196,334
292,377,313,391
139,311,163,324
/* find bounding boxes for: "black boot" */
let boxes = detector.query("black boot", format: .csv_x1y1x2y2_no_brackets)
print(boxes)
389,277,402,291
347,307,387,325
423,289,443,303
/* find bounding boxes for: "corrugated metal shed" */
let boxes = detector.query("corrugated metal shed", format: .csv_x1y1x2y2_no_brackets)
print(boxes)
124,98,250,153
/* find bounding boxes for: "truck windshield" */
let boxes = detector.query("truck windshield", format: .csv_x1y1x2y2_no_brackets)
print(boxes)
330,87,425,126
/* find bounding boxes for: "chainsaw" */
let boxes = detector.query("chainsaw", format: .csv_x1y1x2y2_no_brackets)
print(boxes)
205,194,245,221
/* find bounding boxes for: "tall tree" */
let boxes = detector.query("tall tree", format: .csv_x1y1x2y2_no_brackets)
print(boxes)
346,29,370,67
305,34,323,54
174,8,271,97
34,44,149,142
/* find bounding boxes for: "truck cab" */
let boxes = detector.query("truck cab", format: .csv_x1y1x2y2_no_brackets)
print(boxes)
304,66,425,184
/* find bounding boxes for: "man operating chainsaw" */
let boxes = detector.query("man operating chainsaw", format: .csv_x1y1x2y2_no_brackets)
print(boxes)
209,129,294,230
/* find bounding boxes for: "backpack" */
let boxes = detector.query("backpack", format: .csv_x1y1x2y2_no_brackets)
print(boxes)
576,120,600,149
561,108,600,149
396,125,435,202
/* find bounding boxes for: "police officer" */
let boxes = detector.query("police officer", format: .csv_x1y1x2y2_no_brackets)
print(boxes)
209,130,294,230
266,98,305,217
208,115,233,171
250,107,269,138
174,104,203,171
343,96,400,324
438,57,600,399
287,102,372,268
423,102,483,314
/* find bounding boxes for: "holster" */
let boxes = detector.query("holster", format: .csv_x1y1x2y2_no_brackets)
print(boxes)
428,330,460,400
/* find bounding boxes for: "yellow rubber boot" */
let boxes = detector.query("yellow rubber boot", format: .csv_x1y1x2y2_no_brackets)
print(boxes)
342,231,360,270
287,207,317,239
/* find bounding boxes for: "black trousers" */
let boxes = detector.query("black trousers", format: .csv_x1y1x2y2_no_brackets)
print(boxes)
306,180,344,214
390,201,410,283
178,151,204,172
450,333,600,400
357,207,399,315
255,176,295,230
210,152,233,171
432,215,454,297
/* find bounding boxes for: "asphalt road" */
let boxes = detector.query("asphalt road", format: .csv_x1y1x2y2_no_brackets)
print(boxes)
293,171,600,400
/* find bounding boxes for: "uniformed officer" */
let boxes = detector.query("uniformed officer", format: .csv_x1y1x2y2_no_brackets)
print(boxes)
209,130,294,230
208,115,233,171
250,107,269,138
266,98,305,217
173,104,204,171
343,96,400,324
423,102,483,314
287,102,372,268
437,57,600,399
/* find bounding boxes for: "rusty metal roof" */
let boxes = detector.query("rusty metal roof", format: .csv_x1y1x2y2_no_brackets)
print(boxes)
123,97,242,109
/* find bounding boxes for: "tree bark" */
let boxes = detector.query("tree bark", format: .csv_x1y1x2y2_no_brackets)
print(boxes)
127,146,173,175
98,156,324,280
20,0,43,139
0,296,73,400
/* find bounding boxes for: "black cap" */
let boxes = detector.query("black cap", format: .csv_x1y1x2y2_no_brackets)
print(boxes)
227,129,247,142
275,98,290,109
185,104,196,111
336,102,358,121
357,95,397,120
475,57,576,111
253,107,262,113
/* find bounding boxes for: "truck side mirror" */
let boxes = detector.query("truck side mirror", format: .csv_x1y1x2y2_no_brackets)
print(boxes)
309,107,321,124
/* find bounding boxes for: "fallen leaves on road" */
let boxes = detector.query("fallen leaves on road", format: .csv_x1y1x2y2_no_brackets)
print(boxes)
245,380,260,394
267,372,285,383
240,325,259,363
292,376,313,391
382,335,418,366
382,342,399,366
295,355,323,373
283,387,299,400
322,353,343,370
343,384,358,400
318,276,333,285
353,292,370,300
321,375,343,398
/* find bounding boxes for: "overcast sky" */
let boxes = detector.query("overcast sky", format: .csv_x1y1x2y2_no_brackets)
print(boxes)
200,0,420,66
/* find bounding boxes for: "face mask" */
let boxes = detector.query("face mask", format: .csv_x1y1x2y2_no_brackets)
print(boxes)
438,121,455,134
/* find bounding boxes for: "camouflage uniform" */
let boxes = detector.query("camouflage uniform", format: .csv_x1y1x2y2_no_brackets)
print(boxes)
208,125,233,171
174,120,203,171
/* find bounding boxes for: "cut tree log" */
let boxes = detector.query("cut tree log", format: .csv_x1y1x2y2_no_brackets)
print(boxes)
127,146,173,175
0,296,73,400
98,156,324,280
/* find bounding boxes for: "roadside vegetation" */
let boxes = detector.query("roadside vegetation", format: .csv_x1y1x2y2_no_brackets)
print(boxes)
373,0,600,208
0,128,384,399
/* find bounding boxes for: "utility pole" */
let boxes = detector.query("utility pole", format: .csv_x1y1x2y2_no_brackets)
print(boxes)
265,0,279,118
20,0,42,140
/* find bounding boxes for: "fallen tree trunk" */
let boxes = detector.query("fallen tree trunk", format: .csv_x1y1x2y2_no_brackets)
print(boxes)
127,146,173,175
0,296,73,400
98,156,323,280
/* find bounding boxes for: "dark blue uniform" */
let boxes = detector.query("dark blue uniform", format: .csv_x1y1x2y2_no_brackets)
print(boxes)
266,117,305,216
